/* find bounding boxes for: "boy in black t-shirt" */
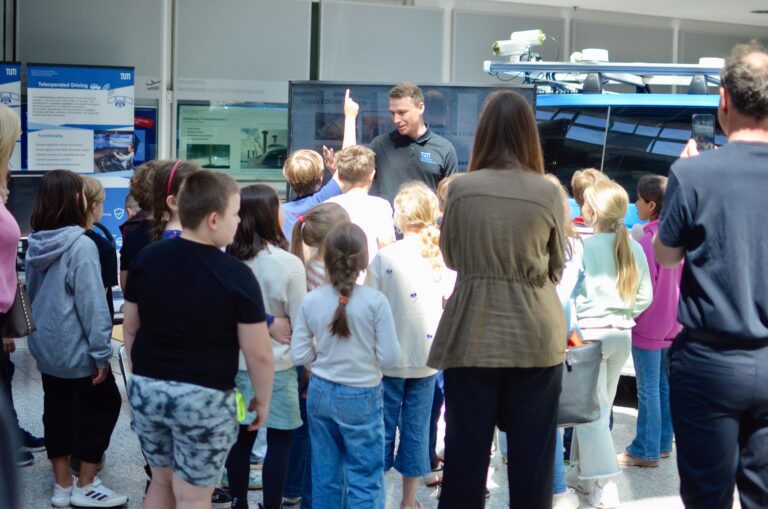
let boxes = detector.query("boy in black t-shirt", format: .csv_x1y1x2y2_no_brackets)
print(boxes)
123,170,275,508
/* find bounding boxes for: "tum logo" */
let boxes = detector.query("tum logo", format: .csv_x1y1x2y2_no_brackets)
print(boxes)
5,68,17,76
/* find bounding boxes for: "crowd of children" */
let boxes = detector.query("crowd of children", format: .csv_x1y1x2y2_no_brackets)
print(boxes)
2,90,686,509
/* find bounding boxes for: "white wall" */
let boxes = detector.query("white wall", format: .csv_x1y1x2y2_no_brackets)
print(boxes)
320,1,444,82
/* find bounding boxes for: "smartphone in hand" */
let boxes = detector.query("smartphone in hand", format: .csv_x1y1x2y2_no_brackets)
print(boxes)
692,114,716,151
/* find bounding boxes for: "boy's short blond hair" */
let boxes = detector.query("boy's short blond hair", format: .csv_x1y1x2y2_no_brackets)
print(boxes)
571,168,608,208
283,149,324,197
336,145,376,186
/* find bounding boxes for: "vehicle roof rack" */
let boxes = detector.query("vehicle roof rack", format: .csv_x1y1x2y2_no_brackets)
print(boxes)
483,60,723,94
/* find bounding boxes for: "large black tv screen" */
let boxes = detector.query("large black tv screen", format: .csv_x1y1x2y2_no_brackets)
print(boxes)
289,82,535,171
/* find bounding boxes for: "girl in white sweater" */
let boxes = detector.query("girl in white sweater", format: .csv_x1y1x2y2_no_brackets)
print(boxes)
292,223,400,509
227,184,307,509
367,182,455,509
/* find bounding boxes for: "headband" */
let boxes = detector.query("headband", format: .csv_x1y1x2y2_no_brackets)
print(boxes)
167,160,182,196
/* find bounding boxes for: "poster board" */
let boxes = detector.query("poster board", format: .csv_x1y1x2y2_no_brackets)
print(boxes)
27,64,135,173
0,63,22,171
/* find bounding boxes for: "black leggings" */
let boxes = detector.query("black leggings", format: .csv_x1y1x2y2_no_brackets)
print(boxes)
225,425,258,509
263,428,294,509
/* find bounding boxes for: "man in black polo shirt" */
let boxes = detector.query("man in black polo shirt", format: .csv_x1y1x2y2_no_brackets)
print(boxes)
654,42,768,509
335,82,458,204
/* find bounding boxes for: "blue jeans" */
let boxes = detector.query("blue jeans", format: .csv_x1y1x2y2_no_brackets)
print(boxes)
283,367,311,508
553,428,566,494
383,375,435,477
627,346,673,461
308,376,385,509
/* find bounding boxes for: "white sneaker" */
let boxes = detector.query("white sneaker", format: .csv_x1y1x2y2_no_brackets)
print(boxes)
70,477,128,507
51,479,74,507
565,465,593,495
588,479,619,509
553,488,580,509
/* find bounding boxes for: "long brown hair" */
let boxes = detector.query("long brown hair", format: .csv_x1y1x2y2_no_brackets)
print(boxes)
468,89,544,174
229,184,287,260
151,160,199,240
30,170,87,232
290,203,350,264
324,223,368,338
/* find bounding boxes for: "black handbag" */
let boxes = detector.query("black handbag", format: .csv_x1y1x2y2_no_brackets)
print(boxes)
0,280,36,339
557,340,602,427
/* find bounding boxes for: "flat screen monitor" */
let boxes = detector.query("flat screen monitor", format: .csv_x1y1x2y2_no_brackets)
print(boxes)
6,173,43,237
289,82,536,171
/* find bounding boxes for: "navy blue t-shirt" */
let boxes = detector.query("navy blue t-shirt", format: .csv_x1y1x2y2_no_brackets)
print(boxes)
659,141,768,340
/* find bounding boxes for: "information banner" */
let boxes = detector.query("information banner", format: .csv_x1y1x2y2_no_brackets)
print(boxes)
0,63,22,171
27,64,135,173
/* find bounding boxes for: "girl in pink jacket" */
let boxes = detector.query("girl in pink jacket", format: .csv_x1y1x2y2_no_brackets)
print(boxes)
619,175,683,468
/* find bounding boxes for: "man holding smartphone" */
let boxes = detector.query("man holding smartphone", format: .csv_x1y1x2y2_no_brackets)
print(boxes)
654,42,768,509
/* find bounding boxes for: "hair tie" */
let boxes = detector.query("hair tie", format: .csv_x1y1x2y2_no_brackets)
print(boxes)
338,295,349,305
296,214,305,224
167,160,182,196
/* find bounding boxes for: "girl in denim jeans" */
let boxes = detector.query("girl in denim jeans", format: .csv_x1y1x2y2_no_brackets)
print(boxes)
291,223,400,509
618,176,682,469
367,182,456,509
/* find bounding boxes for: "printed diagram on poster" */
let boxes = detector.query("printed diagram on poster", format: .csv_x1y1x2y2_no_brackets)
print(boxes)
27,64,135,173
0,63,22,172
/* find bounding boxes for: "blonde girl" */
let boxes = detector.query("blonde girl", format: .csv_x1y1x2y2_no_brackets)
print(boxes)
291,223,400,509
290,203,350,291
81,177,118,320
367,182,455,509
568,180,652,509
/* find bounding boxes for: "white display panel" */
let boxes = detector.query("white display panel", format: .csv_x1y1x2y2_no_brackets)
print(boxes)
177,102,288,181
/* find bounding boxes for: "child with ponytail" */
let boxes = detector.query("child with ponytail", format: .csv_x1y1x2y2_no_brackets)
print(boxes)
283,203,350,507
366,182,455,509
618,175,681,469
290,203,350,291
291,223,400,509
150,160,199,240
568,180,652,509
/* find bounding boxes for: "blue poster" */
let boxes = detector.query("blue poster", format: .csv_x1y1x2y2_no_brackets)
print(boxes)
27,64,134,173
0,63,22,171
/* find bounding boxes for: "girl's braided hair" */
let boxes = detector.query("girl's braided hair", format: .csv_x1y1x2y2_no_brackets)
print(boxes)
323,223,368,338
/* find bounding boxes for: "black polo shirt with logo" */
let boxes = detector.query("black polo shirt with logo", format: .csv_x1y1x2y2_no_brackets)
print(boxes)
369,128,458,203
